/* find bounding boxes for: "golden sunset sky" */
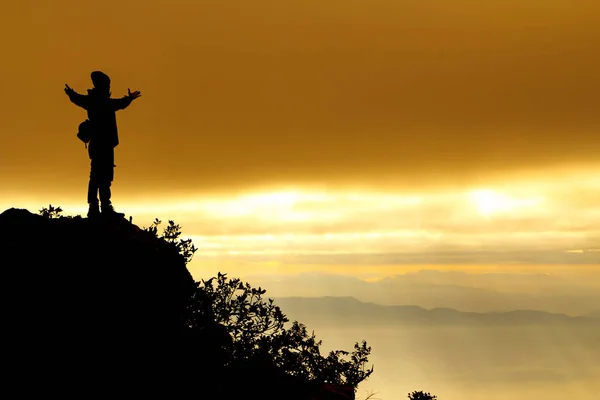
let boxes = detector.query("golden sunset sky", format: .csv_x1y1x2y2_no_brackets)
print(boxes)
1,0,599,280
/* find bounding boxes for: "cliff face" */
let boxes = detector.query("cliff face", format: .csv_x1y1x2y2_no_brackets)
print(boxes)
0,208,195,339
0,208,355,399
0,208,226,394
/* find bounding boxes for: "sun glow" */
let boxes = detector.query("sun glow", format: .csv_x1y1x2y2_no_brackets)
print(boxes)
201,191,312,222
5,181,597,266
469,189,545,217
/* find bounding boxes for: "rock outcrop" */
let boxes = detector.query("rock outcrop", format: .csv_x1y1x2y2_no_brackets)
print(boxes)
0,207,356,399
0,208,195,338
0,208,212,394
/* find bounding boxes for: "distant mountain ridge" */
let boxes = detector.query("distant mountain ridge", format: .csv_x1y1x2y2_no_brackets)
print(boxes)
586,310,600,319
273,296,600,326
247,271,600,316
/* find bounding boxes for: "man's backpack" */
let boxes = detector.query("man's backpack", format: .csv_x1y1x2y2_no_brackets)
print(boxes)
77,119,95,147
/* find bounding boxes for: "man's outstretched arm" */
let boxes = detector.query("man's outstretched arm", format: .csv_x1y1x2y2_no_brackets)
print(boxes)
112,88,142,111
64,84,89,109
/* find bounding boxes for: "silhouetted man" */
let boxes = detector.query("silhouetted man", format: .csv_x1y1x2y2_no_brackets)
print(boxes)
64,71,141,218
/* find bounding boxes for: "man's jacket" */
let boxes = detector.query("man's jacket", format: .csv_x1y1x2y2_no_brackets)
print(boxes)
67,88,133,149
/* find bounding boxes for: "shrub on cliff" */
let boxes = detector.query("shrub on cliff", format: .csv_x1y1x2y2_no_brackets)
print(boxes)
144,213,374,390
408,391,438,400
33,205,374,395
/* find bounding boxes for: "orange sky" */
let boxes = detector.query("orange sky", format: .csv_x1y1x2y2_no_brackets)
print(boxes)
1,0,599,278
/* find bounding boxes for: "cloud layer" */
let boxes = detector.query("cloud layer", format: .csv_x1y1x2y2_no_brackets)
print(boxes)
17,173,589,267
1,0,600,196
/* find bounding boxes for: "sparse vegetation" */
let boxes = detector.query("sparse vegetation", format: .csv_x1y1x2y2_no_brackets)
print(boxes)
187,272,374,387
147,218,374,390
145,218,198,265
39,204,63,219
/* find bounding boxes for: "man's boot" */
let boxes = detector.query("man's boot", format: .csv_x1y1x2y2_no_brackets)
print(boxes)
101,202,125,218
87,202,101,218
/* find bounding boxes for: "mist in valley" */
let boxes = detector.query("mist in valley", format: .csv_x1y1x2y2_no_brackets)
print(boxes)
244,270,600,399
313,324,600,400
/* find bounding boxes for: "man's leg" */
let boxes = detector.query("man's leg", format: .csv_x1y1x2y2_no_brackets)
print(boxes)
99,180,112,209
87,160,100,218
99,156,114,212
98,150,124,217
100,182,123,217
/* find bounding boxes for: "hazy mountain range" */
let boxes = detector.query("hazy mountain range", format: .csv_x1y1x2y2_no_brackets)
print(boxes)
272,296,600,327
246,270,600,316
586,310,600,318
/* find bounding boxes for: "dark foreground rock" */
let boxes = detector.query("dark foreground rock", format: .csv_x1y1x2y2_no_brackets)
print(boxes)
0,208,195,337
0,208,204,392
0,208,354,399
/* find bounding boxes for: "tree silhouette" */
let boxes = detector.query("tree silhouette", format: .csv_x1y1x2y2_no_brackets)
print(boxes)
39,204,63,219
184,272,374,387
408,390,438,400
151,218,374,390
38,206,375,394
145,218,198,265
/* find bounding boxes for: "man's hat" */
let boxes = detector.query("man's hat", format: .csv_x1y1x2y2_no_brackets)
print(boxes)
91,71,111,88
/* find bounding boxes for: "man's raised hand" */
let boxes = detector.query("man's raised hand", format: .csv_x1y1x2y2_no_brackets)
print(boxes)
128,88,141,100
64,84,74,95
